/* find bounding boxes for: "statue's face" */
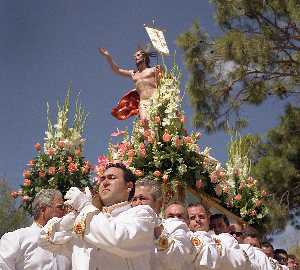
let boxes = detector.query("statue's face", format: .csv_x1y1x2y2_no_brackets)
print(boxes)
134,50,145,65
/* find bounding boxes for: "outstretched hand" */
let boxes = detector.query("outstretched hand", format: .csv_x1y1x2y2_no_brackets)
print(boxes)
98,48,110,57
64,187,92,211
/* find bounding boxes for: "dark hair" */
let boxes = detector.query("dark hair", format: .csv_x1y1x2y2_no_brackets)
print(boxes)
274,249,288,256
261,241,274,250
105,163,136,200
187,202,211,216
288,254,297,260
210,213,230,226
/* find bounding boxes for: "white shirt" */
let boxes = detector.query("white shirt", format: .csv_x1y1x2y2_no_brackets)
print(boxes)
0,223,71,270
152,218,193,270
188,230,220,270
40,203,157,270
211,232,251,270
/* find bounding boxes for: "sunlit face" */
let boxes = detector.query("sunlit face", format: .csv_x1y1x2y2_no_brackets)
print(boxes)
165,204,187,223
44,195,65,222
262,246,274,258
243,236,261,248
132,185,154,207
98,167,132,206
210,217,229,234
187,206,210,232
288,257,299,270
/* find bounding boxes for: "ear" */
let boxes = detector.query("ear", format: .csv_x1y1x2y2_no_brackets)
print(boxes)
126,181,133,191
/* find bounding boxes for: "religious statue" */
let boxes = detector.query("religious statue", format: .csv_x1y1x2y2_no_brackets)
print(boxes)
99,47,163,120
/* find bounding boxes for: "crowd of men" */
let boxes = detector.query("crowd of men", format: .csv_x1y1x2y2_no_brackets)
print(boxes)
0,162,299,270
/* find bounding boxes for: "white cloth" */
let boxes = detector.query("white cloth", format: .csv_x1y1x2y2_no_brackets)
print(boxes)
188,230,220,270
240,245,274,270
211,232,251,270
151,218,193,270
0,223,71,270
40,203,157,270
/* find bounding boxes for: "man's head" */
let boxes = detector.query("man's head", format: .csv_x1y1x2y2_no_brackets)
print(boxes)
134,49,150,68
287,254,299,270
274,249,288,266
131,176,162,213
98,163,136,206
210,213,230,234
229,223,244,243
32,189,64,226
243,232,261,248
187,203,210,232
165,201,188,223
261,241,274,258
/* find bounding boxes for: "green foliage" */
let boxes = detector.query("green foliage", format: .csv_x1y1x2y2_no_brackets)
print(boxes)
0,179,30,237
234,105,300,231
177,1,300,132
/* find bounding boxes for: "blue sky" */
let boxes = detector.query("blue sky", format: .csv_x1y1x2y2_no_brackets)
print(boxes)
0,0,296,247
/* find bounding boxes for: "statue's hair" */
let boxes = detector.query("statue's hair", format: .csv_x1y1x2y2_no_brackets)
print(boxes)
135,176,162,201
32,189,62,220
135,45,157,67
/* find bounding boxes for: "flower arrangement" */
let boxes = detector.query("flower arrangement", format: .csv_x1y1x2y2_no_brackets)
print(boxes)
12,89,92,215
95,63,270,228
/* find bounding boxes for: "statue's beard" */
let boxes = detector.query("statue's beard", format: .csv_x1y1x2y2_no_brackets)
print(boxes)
136,59,145,68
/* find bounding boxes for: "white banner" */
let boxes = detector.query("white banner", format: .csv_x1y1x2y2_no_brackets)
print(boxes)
145,26,169,56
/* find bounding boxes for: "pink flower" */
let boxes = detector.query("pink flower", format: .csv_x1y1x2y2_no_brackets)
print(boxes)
18,189,23,195
28,160,36,166
153,170,161,177
215,185,222,196
111,129,126,137
39,171,46,178
210,172,218,183
48,166,56,175
255,200,262,207
59,167,65,173
10,191,18,199
147,134,155,144
67,156,73,163
23,179,31,187
162,174,168,183
68,163,78,173
183,136,192,144
140,148,146,157
23,170,31,178
234,194,242,201
261,190,268,197
46,148,55,156
250,210,257,217
22,196,30,202
34,143,41,151
58,140,65,149
135,169,144,177
196,179,204,189
162,131,171,142
219,171,226,178
98,155,109,166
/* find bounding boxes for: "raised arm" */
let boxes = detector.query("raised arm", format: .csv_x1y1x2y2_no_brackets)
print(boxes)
99,48,133,78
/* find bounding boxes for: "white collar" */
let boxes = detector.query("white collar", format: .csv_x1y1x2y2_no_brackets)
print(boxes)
102,201,130,216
